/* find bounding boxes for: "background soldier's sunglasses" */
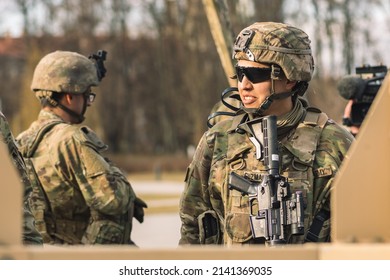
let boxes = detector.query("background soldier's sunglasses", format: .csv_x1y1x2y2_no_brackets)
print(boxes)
235,66,272,84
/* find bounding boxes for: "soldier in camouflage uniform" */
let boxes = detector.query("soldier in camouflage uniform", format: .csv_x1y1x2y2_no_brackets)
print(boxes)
179,22,354,245
16,51,146,245
0,111,42,245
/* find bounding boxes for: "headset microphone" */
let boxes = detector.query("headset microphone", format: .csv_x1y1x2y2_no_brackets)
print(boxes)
336,75,366,100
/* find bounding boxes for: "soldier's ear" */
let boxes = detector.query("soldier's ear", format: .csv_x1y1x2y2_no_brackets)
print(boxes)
64,93,73,104
286,80,297,90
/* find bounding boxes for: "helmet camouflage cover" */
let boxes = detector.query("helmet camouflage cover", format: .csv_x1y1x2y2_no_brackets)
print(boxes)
232,22,314,82
31,51,99,96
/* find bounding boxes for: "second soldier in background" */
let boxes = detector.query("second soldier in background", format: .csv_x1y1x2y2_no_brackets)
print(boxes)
17,50,146,245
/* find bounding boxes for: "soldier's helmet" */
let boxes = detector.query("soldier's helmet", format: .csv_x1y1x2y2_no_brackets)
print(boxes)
31,51,99,96
232,22,314,82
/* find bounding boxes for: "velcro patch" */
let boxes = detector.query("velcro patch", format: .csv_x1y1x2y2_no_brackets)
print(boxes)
314,167,333,178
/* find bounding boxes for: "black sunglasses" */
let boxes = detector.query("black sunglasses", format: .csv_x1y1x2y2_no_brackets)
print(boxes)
235,66,272,84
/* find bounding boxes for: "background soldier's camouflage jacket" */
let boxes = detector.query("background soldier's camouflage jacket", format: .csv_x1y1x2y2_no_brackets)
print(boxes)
179,98,354,245
0,111,43,245
16,110,138,245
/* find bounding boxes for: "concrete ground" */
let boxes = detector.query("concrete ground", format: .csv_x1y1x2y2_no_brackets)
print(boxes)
130,180,184,248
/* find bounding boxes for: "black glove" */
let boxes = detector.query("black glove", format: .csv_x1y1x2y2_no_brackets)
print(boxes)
133,196,147,223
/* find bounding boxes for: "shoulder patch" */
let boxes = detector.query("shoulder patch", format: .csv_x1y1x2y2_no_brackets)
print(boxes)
74,126,107,152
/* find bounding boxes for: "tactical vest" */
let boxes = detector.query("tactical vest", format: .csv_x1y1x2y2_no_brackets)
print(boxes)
280,108,330,243
219,108,330,244
20,119,87,244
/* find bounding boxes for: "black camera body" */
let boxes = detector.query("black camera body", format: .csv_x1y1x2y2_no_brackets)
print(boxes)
338,64,387,126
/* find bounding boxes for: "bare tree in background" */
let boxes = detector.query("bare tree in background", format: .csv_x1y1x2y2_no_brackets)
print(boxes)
96,0,133,152
16,0,36,36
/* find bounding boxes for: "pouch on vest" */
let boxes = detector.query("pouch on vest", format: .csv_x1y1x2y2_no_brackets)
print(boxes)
52,219,87,244
225,150,261,243
225,190,253,243
198,210,220,244
24,157,54,243
82,219,125,244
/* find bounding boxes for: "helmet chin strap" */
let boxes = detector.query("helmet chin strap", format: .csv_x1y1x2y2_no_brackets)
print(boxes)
56,97,87,124
243,65,290,117
245,79,293,117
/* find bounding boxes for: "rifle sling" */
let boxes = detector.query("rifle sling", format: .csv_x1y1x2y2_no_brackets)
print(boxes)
305,209,330,242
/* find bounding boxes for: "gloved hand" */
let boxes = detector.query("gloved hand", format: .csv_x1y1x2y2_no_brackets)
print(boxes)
133,196,147,223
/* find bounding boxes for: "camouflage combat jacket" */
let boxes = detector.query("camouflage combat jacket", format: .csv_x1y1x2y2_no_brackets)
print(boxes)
16,110,137,245
179,100,354,245
0,111,43,245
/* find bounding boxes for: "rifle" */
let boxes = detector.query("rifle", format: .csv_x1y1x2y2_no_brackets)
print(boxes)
228,115,305,245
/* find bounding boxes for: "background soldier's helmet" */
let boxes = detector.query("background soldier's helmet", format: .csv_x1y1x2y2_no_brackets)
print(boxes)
232,22,314,82
31,51,99,97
